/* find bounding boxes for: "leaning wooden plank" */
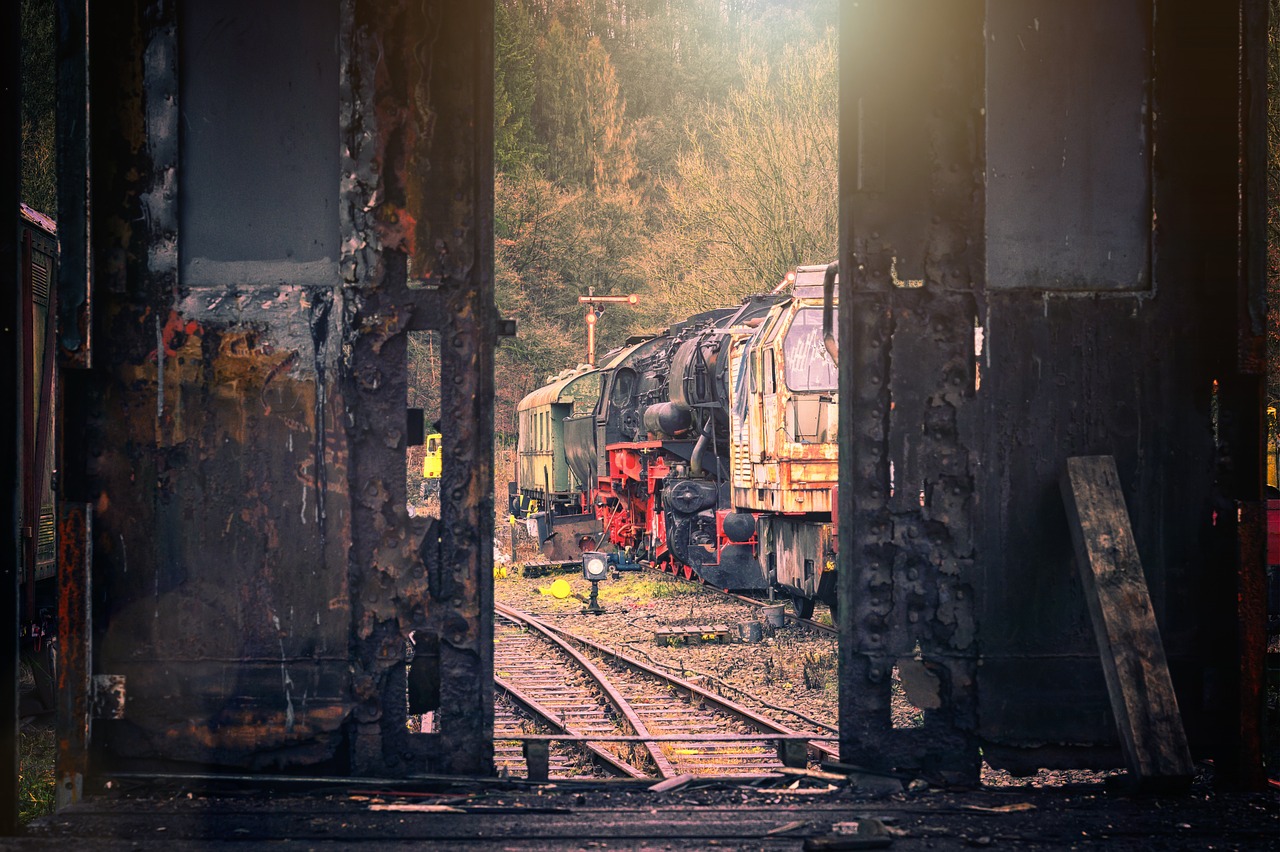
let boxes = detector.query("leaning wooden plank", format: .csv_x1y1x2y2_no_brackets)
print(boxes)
1060,455,1194,789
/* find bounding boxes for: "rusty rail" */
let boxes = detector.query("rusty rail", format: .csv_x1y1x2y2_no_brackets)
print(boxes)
495,606,674,777
504,604,839,767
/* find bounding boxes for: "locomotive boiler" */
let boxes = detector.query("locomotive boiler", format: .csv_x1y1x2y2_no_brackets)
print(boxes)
513,264,840,615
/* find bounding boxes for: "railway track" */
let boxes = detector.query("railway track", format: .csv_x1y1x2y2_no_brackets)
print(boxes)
493,602,836,781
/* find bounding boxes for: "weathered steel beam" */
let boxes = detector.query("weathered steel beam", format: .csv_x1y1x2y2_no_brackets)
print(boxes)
838,0,983,783
342,0,495,776
1,0,21,831
51,0,496,779
54,504,91,809
54,0,90,367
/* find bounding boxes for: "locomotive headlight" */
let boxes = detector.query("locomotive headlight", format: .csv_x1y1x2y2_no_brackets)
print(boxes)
582,552,608,581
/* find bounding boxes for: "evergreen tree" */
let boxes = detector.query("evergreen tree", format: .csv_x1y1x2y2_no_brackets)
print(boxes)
495,1,543,174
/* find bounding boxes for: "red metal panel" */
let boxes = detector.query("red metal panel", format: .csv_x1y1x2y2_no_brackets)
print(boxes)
1266,500,1280,566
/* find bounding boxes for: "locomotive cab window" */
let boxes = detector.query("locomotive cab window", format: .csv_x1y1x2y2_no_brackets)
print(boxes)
783,308,837,392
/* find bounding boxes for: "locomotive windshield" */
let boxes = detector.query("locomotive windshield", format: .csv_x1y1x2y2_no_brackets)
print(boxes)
783,308,838,392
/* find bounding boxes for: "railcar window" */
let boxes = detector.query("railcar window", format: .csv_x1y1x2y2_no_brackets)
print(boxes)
783,308,838,392
764,349,776,394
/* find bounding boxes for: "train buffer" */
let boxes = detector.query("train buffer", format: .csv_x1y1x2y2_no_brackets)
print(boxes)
653,625,732,646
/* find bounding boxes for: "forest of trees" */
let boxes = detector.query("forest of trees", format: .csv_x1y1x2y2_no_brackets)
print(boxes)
486,0,839,445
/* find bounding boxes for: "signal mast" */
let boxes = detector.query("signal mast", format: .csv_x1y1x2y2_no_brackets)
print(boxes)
577,288,639,366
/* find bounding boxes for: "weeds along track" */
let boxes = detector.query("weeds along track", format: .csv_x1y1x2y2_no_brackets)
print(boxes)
494,602,835,780
492,614,653,780
637,559,839,637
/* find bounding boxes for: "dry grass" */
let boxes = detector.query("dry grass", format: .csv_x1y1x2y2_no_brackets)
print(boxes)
18,718,55,824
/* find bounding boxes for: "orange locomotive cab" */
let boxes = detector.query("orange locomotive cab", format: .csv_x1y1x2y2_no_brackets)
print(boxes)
729,265,839,615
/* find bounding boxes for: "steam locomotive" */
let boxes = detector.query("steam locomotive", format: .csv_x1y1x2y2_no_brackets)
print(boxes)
511,264,839,616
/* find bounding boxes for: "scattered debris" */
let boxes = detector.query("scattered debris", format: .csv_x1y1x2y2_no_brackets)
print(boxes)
804,816,893,850
962,802,1035,814
765,819,810,836
777,766,849,783
648,774,696,793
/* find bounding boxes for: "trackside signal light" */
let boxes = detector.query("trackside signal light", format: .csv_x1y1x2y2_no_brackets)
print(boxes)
585,312,597,325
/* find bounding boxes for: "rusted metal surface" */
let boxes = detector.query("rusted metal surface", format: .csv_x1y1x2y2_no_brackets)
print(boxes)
342,0,496,775
90,674,126,721
2,1,21,831
53,0,495,777
54,0,91,367
55,503,91,809
838,0,1267,786
838,1,983,783
1232,500,1266,789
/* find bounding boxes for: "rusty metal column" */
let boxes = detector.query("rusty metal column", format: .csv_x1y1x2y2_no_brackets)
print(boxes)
838,0,984,782
1223,0,1268,791
344,0,494,775
1,0,22,833
52,0,92,807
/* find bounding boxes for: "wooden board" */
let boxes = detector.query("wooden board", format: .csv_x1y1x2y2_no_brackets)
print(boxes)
1060,455,1194,788
653,625,731,646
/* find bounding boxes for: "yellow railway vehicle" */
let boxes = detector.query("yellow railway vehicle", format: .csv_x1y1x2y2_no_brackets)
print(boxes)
419,432,442,497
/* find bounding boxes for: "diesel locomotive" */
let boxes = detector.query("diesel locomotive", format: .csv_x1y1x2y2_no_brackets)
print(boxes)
512,263,839,616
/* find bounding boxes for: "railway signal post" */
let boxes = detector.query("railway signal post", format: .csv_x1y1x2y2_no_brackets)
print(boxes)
578,289,639,366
